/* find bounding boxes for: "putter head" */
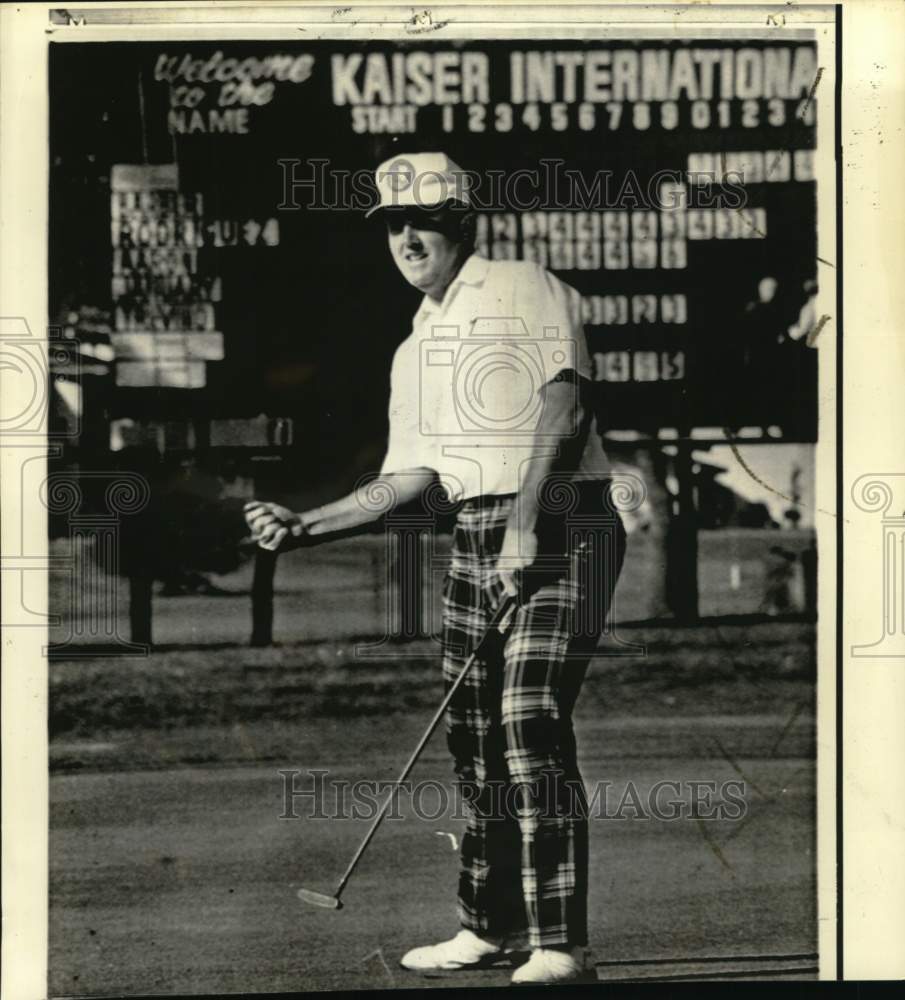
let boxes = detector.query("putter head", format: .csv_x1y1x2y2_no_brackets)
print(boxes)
298,887,343,910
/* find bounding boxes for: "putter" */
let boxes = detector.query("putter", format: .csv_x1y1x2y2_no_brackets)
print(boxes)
298,594,518,912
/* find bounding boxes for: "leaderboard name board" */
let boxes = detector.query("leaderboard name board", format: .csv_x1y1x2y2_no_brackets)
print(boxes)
50,39,818,442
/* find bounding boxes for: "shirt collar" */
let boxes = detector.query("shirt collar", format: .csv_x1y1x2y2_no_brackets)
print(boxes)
454,252,490,288
414,253,489,327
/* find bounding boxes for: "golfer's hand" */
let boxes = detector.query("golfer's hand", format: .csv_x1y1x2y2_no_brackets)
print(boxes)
244,501,305,552
495,527,537,600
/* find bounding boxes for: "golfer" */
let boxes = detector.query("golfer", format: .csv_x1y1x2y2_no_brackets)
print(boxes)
246,153,626,985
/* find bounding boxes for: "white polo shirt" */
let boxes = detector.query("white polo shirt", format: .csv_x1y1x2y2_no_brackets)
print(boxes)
380,253,611,501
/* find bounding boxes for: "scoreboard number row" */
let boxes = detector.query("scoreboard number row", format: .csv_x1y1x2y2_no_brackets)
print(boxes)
441,98,814,134
593,350,686,383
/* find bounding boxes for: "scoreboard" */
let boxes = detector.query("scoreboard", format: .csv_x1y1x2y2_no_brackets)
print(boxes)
50,37,819,447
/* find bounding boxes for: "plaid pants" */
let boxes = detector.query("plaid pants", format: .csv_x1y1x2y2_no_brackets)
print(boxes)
442,483,626,949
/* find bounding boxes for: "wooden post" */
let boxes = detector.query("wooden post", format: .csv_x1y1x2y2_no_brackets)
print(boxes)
633,445,671,619
45,469,150,655
129,574,153,646
251,546,278,646
667,437,700,623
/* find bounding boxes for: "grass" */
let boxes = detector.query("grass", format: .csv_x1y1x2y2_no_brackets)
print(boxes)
50,619,815,773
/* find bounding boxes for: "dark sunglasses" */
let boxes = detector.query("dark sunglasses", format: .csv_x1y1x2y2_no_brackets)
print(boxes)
383,205,459,236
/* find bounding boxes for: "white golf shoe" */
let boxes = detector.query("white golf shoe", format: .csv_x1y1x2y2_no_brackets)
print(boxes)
400,929,504,971
510,946,593,985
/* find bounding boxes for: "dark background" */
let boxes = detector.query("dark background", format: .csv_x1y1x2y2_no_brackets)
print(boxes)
50,39,818,497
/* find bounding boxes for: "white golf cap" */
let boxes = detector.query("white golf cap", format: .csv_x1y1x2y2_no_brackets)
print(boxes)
366,152,471,218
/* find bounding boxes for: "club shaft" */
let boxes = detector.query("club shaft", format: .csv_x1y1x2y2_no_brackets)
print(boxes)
333,597,516,900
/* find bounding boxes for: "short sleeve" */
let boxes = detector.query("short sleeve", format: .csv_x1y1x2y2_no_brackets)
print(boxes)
512,263,593,383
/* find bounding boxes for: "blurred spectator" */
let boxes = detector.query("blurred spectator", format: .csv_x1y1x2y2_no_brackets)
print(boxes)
762,545,800,616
